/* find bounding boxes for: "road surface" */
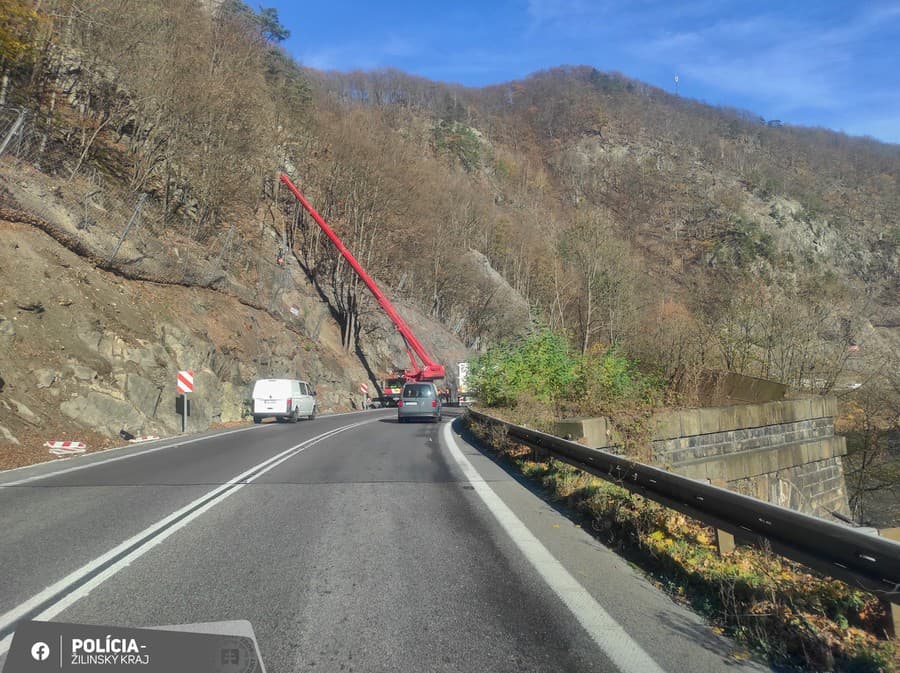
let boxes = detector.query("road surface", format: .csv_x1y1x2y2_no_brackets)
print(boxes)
0,409,772,672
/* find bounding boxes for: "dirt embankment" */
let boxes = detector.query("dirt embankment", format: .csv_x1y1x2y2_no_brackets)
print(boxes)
0,213,376,469
0,160,473,471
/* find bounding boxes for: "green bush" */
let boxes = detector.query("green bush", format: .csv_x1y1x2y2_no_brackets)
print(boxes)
469,329,663,413
574,344,659,405
469,328,578,407
715,217,776,267
432,120,483,172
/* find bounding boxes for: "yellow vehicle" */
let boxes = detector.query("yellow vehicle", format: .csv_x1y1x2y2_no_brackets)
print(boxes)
377,374,406,407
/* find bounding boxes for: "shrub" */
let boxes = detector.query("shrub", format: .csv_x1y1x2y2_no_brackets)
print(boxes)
573,344,660,406
431,120,483,172
469,328,578,407
465,416,898,673
470,329,663,413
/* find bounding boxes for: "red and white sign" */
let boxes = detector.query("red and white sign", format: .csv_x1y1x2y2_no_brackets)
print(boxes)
177,370,194,394
43,441,87,450
128,435,161,444
359,383,368,395
44,441,87,456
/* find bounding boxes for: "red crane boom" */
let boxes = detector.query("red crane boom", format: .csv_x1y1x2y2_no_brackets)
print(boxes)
280,173,445,382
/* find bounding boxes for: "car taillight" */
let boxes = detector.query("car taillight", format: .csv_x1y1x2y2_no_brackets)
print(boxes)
432,399,437,407
397,400,403,407
286,398,292,410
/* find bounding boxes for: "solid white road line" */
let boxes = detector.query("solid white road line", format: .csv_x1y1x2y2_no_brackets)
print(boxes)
0,409,385,486
442,420,667,673
0,419,373,656
0,424,270,486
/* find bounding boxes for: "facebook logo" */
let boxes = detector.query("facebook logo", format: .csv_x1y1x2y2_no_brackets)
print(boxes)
221,648,241,665
30,641,50,661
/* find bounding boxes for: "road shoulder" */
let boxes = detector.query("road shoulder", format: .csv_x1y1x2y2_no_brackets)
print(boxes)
442,417,773,673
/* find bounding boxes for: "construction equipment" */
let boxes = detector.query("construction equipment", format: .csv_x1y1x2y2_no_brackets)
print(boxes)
280,173,445,383
456,361,475,405
376,371,406,408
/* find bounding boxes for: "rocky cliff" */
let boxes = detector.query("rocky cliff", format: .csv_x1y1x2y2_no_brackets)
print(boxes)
0,164,480,468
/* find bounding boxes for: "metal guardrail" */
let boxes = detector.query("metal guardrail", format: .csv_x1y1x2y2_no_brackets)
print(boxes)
468,409,900,601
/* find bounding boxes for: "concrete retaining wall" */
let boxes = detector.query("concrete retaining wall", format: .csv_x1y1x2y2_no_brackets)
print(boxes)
556,397,850,520
691,370,788,406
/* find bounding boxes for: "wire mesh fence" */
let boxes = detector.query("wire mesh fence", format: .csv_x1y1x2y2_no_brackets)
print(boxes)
0,107,27,157
0,103,328,341
2,104,241,281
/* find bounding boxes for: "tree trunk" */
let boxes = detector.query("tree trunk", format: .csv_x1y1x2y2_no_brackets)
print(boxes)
37,88,57,165
582,283,592,357
68,113,110,181
0,70,9,106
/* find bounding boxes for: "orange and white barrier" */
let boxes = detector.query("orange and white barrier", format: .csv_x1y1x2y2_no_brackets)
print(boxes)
127,435,160,444
44,441,87,456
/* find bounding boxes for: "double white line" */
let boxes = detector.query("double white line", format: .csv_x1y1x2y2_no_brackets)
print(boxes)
0,420,369,656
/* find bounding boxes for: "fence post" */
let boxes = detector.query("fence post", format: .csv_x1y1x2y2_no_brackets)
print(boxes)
213,225,235,271
108,193,148,264
0,108,26,158
715,529,735,555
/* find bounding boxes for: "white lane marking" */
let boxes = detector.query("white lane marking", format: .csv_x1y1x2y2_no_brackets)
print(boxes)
0,409,386,486
0,424,269,486
0,419,373,656
442,421,667,673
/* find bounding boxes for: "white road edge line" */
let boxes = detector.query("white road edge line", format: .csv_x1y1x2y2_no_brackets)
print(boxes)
0,424,268,486
442,420,667,673
0,419,373,656
0,409,384,486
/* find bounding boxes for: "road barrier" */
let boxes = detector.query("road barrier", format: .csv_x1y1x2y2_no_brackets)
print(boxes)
43,441,87,456
467,409,900,602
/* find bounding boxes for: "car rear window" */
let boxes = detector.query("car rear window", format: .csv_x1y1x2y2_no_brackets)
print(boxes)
252,379,291,398
402,384,433,398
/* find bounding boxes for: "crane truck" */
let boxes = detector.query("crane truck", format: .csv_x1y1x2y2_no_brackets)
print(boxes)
280,174,446,390
375,371,406,408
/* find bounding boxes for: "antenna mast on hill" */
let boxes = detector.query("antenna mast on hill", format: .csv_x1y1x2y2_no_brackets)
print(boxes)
674,74,679,96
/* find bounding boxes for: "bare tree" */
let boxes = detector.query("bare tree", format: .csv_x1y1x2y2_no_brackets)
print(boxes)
559,208,638,355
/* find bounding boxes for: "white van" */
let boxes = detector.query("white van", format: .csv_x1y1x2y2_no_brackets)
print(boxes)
251,379,316,423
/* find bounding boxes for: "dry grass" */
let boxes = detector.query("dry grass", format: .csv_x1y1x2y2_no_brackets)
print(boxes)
0,427,119,471
466,414,899,673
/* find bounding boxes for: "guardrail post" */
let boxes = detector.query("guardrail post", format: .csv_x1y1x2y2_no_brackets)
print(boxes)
888,601,899,640
473,408,900,603
880,528,900,638
530,444,550,463
715,529,735,555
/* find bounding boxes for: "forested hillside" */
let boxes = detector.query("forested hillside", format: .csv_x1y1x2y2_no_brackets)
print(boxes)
4,0,898,354
1,0,897,511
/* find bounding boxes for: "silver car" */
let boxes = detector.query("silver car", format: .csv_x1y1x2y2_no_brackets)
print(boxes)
397,382,442,423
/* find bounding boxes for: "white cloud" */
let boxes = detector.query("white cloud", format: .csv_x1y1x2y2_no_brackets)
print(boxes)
636,7,898,115
516,1,899,140
301,48,342,71
842,114,900,144
301,36,419,72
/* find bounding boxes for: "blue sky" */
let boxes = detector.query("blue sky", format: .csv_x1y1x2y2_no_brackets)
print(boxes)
269,1,900,144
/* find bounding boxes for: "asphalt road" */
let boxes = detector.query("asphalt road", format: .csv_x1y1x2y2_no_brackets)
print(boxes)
0,409,773,672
